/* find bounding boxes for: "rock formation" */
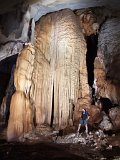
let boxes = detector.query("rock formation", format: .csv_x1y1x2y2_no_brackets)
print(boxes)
34,9,89,128
7,44,35,141
6,8,94,140
109,107,120,130
95,18,120,104
88,105,103,127
99,112,113,131
76,9,99,36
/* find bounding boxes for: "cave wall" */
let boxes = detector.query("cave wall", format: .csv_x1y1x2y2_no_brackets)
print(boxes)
0,4,35,124
0,4,35,62
95,17,120,104
0,55,17,122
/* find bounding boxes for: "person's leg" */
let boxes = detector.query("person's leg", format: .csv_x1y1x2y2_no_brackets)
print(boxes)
76,124,81,137
77,124,81,132
85,124,88,134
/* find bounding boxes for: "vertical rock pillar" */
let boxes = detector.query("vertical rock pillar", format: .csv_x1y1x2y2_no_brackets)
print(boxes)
7,44,35,141
34,9,88,128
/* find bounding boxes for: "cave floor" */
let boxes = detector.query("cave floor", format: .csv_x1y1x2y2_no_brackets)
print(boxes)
0,124,120,160
0,140,120,160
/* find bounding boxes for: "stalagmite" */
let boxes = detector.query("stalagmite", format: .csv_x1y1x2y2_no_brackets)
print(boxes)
33,9,89,128
7,44,35,141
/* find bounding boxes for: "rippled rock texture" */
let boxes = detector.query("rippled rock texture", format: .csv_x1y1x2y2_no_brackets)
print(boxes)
95,18,120,104
7,44,35,141
34,9,89,127
7,9,90,140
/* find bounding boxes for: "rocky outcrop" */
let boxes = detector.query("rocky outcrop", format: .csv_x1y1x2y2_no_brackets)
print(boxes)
109,107,120,130
95,18,120,104
76,10,99,36
99,112,113,131
0,4,35,61
93,17,120,131
88,105,103,127
75,7,112,36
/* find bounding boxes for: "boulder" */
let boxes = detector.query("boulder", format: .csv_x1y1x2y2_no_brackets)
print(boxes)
109,107,120,130
88,105,103,127
99,112,113,131
75,104,103,128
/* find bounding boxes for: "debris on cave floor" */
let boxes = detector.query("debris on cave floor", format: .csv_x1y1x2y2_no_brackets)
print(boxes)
19,125,54,142
18,125,120,152
0,124,120,160
54,129,108,148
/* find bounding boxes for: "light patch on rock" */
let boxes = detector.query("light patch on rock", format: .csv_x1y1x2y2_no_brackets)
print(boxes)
99,112,113,131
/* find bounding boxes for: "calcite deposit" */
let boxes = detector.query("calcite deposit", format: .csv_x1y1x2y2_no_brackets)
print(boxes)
7,44,35,141
34,9,89,128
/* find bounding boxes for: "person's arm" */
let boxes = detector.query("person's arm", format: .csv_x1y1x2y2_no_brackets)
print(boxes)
87,115,90,121
87,112,90,121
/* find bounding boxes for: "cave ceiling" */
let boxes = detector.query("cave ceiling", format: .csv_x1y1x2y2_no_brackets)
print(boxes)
0,0,120,16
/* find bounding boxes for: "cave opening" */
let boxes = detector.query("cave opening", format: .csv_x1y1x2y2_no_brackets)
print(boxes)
86,34,98,104
0,55,17,124
50,83,54,127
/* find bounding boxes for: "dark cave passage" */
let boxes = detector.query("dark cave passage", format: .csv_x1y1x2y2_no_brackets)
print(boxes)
50,83,54,127
0,55,17,123
86,34,98,104
98,97,114,114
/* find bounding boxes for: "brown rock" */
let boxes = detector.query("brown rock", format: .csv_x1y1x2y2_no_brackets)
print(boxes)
88,105,103,127
75,104,103,127
76,9,99,36
7,9,92,140
33,9,89,128
99,113,113,131
95,18,120,104
7,91,26,141
107,136,120,147
109,107,120,130
7,44,35,141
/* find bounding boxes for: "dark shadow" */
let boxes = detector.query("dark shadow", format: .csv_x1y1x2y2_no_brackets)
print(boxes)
0,55,17,124
0,141,98,160
86,34,98,104
98,97,113,114
101,146,120,160
50,83,54,127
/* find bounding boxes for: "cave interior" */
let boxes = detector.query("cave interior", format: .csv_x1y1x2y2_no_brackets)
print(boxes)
0,1,120,159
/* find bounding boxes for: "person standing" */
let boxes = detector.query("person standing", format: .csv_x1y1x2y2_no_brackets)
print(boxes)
77,108,90,136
